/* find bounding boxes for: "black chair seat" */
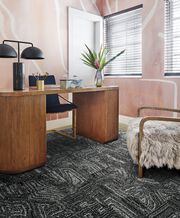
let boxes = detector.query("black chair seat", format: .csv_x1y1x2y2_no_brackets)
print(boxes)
47,103,77,113
29,75,77,114
29,75,77,139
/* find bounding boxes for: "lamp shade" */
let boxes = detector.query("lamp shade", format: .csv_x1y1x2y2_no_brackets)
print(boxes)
0,44,17,58
21,46,44,59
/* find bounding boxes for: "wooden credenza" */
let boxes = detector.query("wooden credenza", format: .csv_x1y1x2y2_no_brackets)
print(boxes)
0,86,119,174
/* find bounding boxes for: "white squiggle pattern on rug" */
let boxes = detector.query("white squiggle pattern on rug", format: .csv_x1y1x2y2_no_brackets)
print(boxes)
0,1,42,73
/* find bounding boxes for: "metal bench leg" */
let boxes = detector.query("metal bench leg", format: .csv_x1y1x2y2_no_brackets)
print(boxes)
72,109,77,139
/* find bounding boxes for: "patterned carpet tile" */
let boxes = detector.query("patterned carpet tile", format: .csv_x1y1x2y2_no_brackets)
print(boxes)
0,132,179,218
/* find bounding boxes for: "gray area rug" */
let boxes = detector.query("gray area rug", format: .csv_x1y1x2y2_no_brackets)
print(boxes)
0,132,179,218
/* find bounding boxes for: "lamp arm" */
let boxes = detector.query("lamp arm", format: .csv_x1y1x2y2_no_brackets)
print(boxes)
3,40,34,63
3,40,33,47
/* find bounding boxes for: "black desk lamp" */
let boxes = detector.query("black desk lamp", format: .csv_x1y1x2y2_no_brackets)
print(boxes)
0,40,44,90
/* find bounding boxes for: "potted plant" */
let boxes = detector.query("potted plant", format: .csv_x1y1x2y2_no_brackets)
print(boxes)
81,45,125,87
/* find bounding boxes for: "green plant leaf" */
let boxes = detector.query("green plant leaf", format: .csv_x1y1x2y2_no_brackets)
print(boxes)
93,51,97,60
98,45,102,60
81,58,97,69
81,53,93,64
85,44,96,62
81,44,125,71
81,50,97,67
99,56,106,70
104,49,125,67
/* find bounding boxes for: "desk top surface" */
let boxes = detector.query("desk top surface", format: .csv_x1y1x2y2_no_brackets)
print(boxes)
0,86,119,97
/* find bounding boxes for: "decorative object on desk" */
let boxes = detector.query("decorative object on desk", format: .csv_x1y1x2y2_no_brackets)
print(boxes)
60,75,82,89
36,80,44,90
94,69,103,87
32,72,49,90
71,79,82,88
71,75,83,88
60,79,82,89
81,45,125,87
0,40,44,90
60,80,72,89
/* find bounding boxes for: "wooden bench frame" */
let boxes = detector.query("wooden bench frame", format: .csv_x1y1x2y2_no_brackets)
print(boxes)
137,106,180,177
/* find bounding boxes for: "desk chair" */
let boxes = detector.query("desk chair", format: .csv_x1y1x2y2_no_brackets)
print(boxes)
29,75,77,139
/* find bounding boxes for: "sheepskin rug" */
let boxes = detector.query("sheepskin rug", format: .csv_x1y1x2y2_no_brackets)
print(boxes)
127,118,180,169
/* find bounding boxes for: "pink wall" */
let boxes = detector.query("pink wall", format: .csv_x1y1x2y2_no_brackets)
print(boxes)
98,0,180,116
0,0,100,121
0,0,179,120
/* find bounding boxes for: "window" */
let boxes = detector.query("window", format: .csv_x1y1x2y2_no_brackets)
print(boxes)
104,5,143,77
165,0,180,76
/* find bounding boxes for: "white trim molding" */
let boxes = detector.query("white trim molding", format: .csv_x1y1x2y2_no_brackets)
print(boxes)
119,115,134,126
46,117,71,131
47,114,134,131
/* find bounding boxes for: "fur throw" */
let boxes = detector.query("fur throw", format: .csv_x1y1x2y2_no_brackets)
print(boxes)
127,118,180,169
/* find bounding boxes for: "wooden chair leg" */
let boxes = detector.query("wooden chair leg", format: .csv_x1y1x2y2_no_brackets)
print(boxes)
138,132,143,178
138,163,143,178
72,109,77,139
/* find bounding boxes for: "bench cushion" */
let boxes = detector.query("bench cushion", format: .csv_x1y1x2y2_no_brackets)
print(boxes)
127,118,180,169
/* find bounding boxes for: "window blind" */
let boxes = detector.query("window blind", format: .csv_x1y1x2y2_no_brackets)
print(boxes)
104,5,142,77
165,0,180,76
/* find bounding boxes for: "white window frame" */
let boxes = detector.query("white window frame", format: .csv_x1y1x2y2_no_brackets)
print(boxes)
164,0,180,77
103,5,143,78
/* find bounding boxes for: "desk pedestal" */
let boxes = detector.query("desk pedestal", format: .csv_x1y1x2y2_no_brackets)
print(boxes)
0,95,46,174
0,86,119,173
73,89,119,143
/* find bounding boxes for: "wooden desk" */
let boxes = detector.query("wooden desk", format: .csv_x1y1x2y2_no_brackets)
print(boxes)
0,86,119,174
